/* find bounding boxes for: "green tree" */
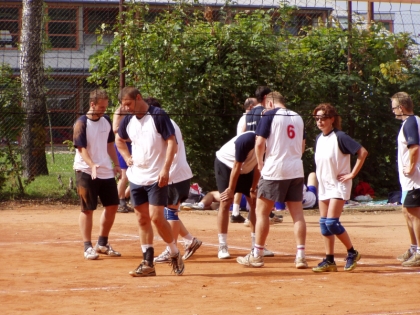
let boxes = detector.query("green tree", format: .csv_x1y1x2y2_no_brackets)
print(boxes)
277,22,420,195
0,64,25,196
89,2,295,189
89,2,420,195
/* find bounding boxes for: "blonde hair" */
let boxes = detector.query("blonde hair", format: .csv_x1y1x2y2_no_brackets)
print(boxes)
265,91,286,106
89,89,108,104
391,92,413,112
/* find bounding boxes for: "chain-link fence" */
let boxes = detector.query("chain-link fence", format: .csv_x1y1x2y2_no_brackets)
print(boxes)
1,0,420,200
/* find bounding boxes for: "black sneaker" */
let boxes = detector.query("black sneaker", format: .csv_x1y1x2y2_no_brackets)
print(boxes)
170,252,185,276
312,259,338,272
344,250,361,271
117,204,130,213
230,214,246,223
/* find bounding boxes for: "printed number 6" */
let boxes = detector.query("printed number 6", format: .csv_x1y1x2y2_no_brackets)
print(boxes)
287,125,295,139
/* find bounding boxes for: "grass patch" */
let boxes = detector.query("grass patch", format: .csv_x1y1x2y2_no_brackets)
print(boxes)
1,152,78,202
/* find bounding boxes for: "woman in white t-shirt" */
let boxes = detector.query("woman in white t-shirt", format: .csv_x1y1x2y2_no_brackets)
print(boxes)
312,103,368,273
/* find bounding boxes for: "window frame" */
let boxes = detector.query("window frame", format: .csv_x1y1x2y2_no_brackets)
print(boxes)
45,6,79,51
0,5,21,50
83,7,119,35
377,19,394,33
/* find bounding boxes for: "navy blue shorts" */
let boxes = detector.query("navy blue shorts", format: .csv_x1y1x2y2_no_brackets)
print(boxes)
115,142,132,170
168,179,190,205
75,171,119,211
130,181,168,207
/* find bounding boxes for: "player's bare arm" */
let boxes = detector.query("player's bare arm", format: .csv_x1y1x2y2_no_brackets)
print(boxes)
158,134,178,187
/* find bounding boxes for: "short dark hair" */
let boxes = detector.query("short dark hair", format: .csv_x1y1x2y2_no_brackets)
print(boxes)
243,98,256,110
255,86,271,103
144,97,161,108
120,87,141,100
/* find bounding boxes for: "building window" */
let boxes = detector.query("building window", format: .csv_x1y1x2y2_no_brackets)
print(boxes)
377,20,394,33
84,8,118,34
0,7,20,49
47,7,78,49
45,77,80,144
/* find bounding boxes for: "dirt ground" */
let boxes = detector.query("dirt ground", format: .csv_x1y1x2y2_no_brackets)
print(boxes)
1,203,420,315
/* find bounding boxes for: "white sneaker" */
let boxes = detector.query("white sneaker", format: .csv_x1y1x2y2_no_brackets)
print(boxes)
154,248,171,263
295,257,308,269
263,248,274,257
236,253,264,267
192,203,204,210
94,243,121,257
181,202,194,208
84,247,99,260
243,219,250,227
218,244,231,259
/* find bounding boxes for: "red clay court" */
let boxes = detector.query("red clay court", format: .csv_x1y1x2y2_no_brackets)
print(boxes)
1,203,419,315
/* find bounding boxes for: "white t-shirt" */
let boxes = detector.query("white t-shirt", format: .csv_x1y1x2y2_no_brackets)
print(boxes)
216,131,257,174
256,107,304,180
398,115,420,191
315,129,361,200
73,115,115,179
118,105,175,186
236,114,246,135
170,119,193,184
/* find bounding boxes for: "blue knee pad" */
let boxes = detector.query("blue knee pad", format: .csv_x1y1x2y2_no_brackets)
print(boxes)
325,218,346,235
319,217,333,236
164,207,179,221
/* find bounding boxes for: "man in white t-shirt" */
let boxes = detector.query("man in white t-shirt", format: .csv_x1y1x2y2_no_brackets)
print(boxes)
116,87,184,277
237,98,257,135
73,89,122,261
391,92,420,267
141,97,203,264
236,91,308,269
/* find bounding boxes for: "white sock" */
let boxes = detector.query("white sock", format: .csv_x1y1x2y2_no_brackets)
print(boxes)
297,245,305,258
141,244,153,253
251,232,256,248
167,242,179,256
254,244,264,257
218,233,227,245
411,244,417,253
232,204,240,216
417,246,420,255
182,233,194,245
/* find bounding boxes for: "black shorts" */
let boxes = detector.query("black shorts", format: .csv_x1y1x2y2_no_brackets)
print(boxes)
214,157,253,197
257,177,304,203
75,171,119,211
130,182,168,207
168,179,190,205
